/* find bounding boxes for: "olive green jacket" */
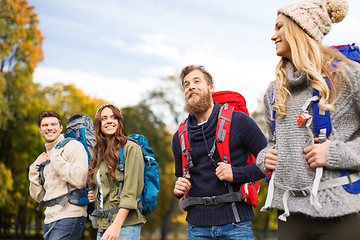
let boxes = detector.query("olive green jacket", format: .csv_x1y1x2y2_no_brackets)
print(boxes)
93,140,146,232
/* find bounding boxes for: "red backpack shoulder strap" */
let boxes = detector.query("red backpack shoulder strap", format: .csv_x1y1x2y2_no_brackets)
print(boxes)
215,103,234,164
178,119,191,177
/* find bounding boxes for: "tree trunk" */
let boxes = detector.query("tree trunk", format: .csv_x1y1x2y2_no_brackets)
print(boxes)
15,205,22,239
263,213,270,239
0,208,3,235
161,195,178,240
21,189,30,238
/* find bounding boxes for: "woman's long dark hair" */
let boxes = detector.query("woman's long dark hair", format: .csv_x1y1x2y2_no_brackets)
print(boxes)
87,105,127,189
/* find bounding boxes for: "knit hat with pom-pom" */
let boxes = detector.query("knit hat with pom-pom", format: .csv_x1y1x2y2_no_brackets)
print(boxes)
278,0,348,42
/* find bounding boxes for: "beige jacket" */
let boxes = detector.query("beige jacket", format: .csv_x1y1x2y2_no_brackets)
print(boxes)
29,134,88,224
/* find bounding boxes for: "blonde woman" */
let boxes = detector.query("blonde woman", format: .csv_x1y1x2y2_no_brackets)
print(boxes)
256,0,360,239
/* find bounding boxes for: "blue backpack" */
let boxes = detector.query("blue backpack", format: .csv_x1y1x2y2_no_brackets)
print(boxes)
333,43,360,63
37,114,95,210
267,43,360,193
314,44,360,193
117,134,159,216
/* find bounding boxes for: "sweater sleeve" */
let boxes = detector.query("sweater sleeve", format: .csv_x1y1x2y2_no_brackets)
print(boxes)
256,82,276,174
231,112,267,183
48,140,88,189
256,84,277,174
326,63,360,170
119,141,144,209
28,154,45,202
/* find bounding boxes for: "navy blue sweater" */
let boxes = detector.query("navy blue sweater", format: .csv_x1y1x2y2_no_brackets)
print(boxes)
172,102,267,226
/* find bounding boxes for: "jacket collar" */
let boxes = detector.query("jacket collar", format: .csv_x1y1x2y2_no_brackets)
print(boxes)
45,134,65,152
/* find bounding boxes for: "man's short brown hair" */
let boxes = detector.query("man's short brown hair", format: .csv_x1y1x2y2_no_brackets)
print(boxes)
38,110,62,126
180,65,213,86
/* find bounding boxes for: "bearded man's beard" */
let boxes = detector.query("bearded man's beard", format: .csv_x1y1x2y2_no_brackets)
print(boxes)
185,89,212,116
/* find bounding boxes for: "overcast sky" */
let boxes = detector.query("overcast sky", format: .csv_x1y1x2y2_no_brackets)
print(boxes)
28,0,360,126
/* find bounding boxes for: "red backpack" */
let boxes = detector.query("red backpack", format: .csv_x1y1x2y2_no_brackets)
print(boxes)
178,91,259,211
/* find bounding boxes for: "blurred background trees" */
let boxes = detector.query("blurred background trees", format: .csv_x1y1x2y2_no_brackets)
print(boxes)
0,0,44,237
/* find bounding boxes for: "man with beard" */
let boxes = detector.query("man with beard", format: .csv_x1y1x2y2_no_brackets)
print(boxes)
172,65,267,240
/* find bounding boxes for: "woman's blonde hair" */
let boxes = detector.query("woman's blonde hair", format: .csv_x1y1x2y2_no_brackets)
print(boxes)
274,14,357,119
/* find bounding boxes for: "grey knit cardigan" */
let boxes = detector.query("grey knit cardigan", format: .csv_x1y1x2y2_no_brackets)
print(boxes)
256,61,360,218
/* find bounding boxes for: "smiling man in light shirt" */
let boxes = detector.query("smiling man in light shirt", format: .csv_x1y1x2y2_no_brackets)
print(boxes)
29,110,88,240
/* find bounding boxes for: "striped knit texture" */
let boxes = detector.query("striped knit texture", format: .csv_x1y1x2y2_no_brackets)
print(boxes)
257,61,360,218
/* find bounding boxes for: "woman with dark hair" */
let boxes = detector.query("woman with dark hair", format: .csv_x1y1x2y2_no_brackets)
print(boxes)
256,0,360,239
88,104,145,240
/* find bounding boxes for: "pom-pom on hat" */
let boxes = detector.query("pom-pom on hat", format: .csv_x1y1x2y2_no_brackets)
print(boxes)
278,0,348,42
95,104,122,118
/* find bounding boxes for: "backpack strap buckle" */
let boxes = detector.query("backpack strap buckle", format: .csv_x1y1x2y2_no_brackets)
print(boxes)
96,209,109,218
289,188,310,197
203,196,218,206
297,112,311,126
